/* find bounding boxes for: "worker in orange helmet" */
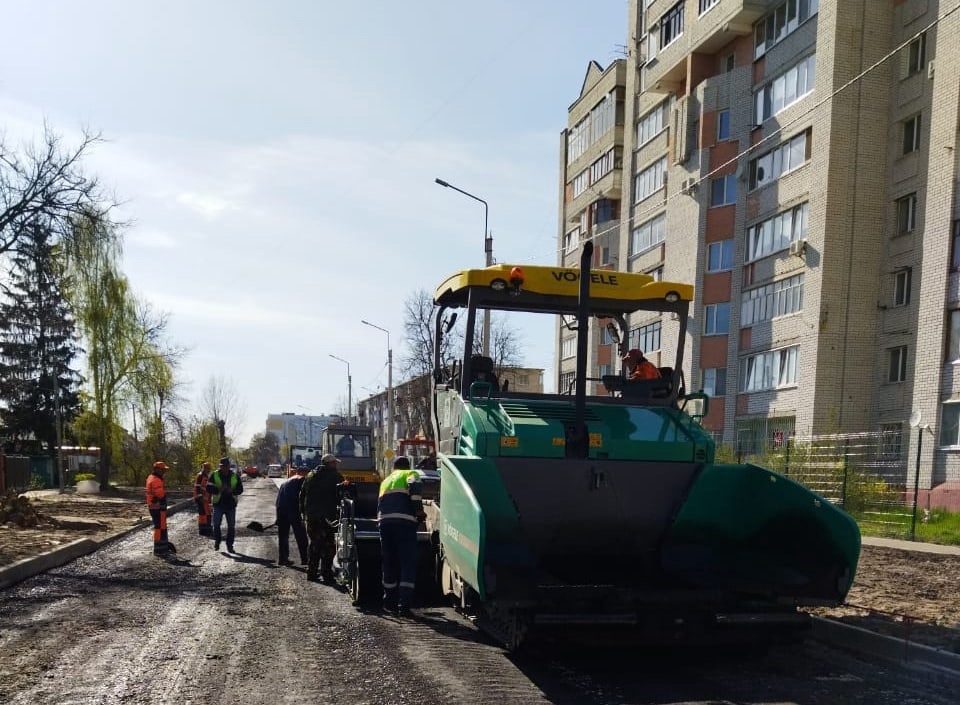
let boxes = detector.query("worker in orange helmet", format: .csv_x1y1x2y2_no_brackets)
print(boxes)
622,348,660,381
193,462,213,537
146,461,176,556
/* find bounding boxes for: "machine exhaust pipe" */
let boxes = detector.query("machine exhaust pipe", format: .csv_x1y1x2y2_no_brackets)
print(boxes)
566,242,593,458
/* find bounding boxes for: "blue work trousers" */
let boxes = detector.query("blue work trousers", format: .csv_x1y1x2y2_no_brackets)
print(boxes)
212,503,237,546
379,520,417,609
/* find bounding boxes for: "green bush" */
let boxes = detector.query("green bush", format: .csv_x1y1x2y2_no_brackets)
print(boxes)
73,473,97,482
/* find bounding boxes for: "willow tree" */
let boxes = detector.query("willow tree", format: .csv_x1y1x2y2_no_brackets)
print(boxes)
65,212,175,485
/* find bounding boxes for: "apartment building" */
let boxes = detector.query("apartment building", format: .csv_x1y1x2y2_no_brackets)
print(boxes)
557,59,627,393
559,0,960,497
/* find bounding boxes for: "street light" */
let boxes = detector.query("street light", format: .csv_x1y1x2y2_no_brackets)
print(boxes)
361,319,393,453
435,177,492,356
329,355,352,423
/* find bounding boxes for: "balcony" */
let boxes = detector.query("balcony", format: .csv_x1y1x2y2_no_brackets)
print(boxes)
643,0,768,94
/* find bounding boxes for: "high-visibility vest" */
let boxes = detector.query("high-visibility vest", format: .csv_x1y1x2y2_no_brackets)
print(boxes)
193,471,209,501
208,470,240,505
377,470,422,523
146,472,167,510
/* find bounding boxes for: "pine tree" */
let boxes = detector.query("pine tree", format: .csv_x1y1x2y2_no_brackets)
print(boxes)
0,223,81,457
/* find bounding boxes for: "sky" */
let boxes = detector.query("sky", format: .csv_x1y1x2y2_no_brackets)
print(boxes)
0,0,629,446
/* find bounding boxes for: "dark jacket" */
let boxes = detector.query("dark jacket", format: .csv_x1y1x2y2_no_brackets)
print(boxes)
299,465,343,520
276,474,306,520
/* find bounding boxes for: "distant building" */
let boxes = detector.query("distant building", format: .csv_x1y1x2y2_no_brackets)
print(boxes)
265,413,333,448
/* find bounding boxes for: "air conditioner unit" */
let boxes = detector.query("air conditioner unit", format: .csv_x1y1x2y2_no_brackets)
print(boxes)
789,239,808,257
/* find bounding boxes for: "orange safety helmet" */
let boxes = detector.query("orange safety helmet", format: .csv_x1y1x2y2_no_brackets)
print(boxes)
153,461,169,471
622,348,644,362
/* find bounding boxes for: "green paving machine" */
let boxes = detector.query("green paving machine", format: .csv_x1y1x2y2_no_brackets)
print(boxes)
423,244,861,649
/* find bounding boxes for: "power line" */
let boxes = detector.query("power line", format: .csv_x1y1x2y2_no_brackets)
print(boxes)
544,1,960,262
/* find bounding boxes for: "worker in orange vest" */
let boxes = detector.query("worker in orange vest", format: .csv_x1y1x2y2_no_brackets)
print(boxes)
146,461,177,556
622,348,660,381
193,462,213,537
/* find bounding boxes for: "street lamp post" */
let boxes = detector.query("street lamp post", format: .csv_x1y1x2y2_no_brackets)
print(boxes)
435,177,492,356
329,355,352,423
361,319,393,454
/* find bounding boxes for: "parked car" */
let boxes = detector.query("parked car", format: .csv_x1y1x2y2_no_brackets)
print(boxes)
243,466,260,478
266,464,283,478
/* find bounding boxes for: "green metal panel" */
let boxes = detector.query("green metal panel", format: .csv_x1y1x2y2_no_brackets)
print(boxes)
663,463,862,600
437,455,524,600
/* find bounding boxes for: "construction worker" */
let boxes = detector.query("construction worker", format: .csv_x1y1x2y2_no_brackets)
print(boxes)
145,461,176,556
623,348,660,381
275,465,309,567
299,453,343,582
207,457,243,553
377,456,422,615
193,462,213,536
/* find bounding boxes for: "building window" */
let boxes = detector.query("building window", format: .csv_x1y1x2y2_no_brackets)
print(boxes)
746,202,809,261
648,265,664,281
563,227,580,254
704,303,730,335
589,149,617,184
637,99,670,146
741,274,804,327
888,346,907,383
749,130,810,190
707,239,734,272
566,89,618,165
725,53,736,73
896,193,917,234
572,169,589,198
561,337,577,359
710,175,737,206
947,310,960,364
740,346,799,392
902,114,922,154
893,268,912,307
559,370,576,394
592,199,618,226
699,0,720,14
717,110,731,141
634,157,667,203
702,368,727,397
755,54,816,124
659,1,685,49
754,0,820,59
907,33,926,76
630,321,662,354
879,423,903,460
630,212,666,256
940,402,960,447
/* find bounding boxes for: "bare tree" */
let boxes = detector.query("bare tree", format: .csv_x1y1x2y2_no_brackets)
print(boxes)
399,289,524,438
200,375,247,455
0,126,112,258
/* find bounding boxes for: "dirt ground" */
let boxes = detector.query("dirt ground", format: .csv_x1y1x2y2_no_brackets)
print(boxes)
0,487,192,566
2,488,959,652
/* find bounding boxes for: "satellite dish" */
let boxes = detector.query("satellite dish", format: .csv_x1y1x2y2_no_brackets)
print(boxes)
908,410,922,428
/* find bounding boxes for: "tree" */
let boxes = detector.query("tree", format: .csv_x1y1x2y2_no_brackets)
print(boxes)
247,431,281,467
65,211,177,485
399,289,523,438
200,375,246,456
0,223,82,462
0,126,111,259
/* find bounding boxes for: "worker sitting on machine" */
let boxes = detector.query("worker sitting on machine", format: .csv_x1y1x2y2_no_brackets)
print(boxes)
623,349,660,381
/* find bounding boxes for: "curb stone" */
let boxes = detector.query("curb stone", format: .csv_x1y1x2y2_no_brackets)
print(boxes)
0,500,192,589
811,616,960,689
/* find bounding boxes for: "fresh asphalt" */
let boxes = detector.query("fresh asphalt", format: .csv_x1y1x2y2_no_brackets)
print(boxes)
2,481,958,688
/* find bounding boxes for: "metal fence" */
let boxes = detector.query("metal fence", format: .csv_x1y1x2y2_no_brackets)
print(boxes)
719,431,933,540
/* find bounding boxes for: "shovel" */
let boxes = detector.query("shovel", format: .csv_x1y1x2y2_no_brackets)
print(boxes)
247,520,277,532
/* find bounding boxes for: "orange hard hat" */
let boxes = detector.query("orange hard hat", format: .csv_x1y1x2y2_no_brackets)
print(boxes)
153,461,169,471
622,348,643,361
